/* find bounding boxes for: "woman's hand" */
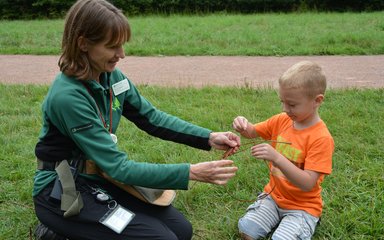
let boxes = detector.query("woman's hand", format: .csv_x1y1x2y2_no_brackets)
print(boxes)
208,131,240,151
189,160,238,185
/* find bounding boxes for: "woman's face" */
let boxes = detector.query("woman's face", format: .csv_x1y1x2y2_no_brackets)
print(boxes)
84,37,125,80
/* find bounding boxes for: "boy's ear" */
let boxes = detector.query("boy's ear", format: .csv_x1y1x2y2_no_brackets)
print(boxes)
77,36,88,52
314,94,324,106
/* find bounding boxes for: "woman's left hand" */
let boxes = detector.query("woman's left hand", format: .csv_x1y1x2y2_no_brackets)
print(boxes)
208,132,240,151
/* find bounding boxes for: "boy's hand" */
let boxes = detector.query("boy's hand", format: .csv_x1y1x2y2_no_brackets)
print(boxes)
251,143,281,162
232,116,249,132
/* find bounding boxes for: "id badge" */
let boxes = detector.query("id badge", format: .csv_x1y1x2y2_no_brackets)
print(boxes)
112,79,130,96
99,204,135,234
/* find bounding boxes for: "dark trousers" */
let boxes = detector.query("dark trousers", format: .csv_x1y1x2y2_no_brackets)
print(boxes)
34,177,192,240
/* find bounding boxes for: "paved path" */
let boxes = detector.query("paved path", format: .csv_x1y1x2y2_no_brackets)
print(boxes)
1,55,383,88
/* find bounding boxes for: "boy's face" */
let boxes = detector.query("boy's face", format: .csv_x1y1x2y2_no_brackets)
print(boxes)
278,86,322,125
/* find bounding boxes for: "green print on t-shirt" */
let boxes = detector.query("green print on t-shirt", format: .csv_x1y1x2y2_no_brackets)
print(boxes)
276,136,302,163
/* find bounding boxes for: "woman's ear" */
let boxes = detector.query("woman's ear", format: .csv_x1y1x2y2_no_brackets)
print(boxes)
77,36,88,52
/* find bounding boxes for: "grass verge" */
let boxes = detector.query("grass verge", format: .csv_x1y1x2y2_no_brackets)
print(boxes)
0,84,383,239
1,12,383,56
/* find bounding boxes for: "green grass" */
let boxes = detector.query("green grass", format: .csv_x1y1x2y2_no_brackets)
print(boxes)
0,11,383,239
0,12,384,56
0,84,383,239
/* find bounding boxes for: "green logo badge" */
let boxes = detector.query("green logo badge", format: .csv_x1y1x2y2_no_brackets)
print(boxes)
112,97,121,111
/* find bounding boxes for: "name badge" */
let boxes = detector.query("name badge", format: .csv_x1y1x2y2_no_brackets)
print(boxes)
112,79,130,96
99,204,135,234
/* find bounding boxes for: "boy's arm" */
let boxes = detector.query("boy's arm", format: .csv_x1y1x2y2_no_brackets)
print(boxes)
273,152,320,191
251,143,320,191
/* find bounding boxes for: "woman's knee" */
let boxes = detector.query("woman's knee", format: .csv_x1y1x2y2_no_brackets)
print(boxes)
181,220,193,240
168,215,193,240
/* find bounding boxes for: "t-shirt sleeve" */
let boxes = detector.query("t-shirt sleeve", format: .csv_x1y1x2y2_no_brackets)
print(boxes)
304,136,334,175
254,114,286,140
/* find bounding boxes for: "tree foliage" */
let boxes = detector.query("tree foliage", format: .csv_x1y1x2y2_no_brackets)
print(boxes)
0,0,383,19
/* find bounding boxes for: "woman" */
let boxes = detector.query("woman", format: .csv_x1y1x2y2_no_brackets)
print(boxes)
33,0,239,239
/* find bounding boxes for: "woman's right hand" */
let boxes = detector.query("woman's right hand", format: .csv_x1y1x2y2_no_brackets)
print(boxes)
189,160,238,185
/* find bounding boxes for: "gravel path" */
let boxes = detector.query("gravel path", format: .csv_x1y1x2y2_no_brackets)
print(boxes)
1,55,383,88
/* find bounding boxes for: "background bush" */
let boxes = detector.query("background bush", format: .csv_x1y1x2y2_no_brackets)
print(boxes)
1,0,384,19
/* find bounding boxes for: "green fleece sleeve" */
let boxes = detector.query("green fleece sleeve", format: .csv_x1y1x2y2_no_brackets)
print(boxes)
46,79,190,190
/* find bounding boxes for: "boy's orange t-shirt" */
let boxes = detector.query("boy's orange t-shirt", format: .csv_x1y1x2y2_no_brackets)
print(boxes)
254,113,334,217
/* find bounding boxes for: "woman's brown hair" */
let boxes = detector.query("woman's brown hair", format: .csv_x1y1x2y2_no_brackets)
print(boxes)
59,0,131,80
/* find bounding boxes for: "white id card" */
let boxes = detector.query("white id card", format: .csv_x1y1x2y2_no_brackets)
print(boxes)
99,204,135,234
112,79,130,96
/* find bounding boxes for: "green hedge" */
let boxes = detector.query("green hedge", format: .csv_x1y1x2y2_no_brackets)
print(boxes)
1,0,383,19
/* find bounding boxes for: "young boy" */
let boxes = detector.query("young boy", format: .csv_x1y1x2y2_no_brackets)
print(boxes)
233,61,334,240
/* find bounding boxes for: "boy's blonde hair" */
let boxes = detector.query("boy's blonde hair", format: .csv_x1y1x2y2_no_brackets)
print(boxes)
59,0,131,80
278,61,327,98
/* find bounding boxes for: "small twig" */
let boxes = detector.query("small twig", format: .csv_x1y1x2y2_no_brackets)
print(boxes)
29,226,33,240
222,138,292,159
242,139,292,146
222,147,235,159
223,130,277,201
